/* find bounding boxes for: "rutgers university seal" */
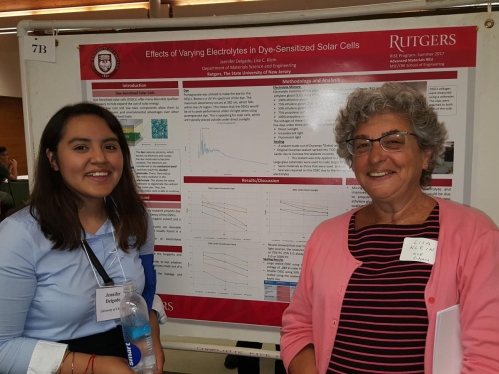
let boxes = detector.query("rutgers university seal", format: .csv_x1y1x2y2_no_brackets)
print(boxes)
91,46,120,78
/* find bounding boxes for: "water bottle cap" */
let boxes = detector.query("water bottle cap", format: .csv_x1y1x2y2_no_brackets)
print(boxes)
122,280,137,293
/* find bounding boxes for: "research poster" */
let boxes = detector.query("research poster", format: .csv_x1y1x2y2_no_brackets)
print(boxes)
79,26,476,326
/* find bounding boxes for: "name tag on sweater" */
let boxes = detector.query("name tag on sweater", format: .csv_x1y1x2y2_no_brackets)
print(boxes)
400,238,438,265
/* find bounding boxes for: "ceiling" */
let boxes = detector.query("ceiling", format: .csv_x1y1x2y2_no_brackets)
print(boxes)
0,1,142,12
1,1,495,23
0,0,244,13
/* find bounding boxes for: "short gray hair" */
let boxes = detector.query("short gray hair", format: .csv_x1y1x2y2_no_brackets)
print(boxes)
334,82,448,188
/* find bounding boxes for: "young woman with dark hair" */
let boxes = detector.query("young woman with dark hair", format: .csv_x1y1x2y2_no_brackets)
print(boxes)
0,103,165,374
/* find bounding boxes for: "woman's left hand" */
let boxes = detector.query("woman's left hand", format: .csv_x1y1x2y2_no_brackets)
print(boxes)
149,310,165,374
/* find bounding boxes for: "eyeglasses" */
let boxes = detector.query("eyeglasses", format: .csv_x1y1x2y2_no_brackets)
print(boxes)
0,154,7,158
345,132,417,156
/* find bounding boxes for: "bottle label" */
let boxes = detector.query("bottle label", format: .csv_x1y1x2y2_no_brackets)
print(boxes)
125,342,142,367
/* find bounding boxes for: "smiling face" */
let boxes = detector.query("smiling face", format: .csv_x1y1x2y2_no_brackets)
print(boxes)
352,112,431,205
46,114,124,208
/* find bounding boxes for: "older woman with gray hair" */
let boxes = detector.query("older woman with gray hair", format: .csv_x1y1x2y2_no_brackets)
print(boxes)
280,82,499,374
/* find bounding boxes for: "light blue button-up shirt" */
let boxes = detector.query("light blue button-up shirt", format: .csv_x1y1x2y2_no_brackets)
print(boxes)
0,207,155,373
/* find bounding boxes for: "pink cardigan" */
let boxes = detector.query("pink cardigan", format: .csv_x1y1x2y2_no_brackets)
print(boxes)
280,198,499,373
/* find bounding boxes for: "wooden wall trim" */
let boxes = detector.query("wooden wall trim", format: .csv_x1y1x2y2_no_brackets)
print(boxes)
0,96,28,176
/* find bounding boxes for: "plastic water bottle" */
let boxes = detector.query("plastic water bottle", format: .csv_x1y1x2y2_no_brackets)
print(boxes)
120,280,157,374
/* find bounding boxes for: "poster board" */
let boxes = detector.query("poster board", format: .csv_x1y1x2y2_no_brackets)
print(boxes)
19,11,499,343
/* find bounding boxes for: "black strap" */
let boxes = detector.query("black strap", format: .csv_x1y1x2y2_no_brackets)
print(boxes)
58,326,126,358
82,240,114,286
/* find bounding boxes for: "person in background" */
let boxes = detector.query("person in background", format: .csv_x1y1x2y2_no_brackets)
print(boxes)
0,146,18,215
280,82,499,373
0,103,165,373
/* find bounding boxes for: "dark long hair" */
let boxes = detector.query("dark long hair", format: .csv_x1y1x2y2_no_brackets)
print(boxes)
30,102,148,251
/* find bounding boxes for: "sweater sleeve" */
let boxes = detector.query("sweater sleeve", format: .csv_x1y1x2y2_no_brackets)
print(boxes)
0,218,67,374
280,233,316,371
459,228,499,373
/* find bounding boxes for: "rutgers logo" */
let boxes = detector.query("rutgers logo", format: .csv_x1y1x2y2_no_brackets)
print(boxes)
389,34,456,53
91,46,120,78
163,301,174,311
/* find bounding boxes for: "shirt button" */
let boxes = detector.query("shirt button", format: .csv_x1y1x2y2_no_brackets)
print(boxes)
331,319,337,327
428,297,435,303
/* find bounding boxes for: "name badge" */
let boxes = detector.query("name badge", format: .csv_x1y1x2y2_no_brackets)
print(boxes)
400,237,438,265
95,286,124,322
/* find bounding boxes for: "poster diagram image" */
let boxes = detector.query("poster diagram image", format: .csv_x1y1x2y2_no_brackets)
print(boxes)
152,118,168,139
120,119,144,145
188,126,269,175
265,191,343,237
187,189,260,240
189,243,260,297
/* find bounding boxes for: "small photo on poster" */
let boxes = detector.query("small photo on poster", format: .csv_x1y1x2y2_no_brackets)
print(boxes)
120,119,144,146
152,119,168,139
433,141,454,174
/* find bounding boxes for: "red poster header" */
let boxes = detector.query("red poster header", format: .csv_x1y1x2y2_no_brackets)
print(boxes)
183,71,457,89
430,179,453,187
140,194,181,201
184,176,342,185
155,245,182,253
80,27,476,80
92,81,178,89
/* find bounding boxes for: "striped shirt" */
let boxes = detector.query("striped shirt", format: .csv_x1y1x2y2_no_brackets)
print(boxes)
328,204,439,374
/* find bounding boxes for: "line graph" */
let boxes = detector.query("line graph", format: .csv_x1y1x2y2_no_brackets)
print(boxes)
188,189,260,238
188,126,269,174
201,195,249,231
198,129,267,165
266,191,343,236
201,252,249,286
279,199,329,217
188,242,261,295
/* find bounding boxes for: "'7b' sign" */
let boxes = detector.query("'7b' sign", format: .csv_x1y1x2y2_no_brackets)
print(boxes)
23,36,56,62
32,44,47,53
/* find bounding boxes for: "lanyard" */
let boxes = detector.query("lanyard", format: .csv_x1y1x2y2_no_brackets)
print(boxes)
81,239,115,286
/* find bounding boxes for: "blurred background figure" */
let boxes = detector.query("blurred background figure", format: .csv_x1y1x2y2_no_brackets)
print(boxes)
0,146,18,217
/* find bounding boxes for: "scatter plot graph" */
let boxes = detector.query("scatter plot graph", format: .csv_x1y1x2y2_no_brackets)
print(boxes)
189,190,260,235
267,192,342,236
188,126,269,174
